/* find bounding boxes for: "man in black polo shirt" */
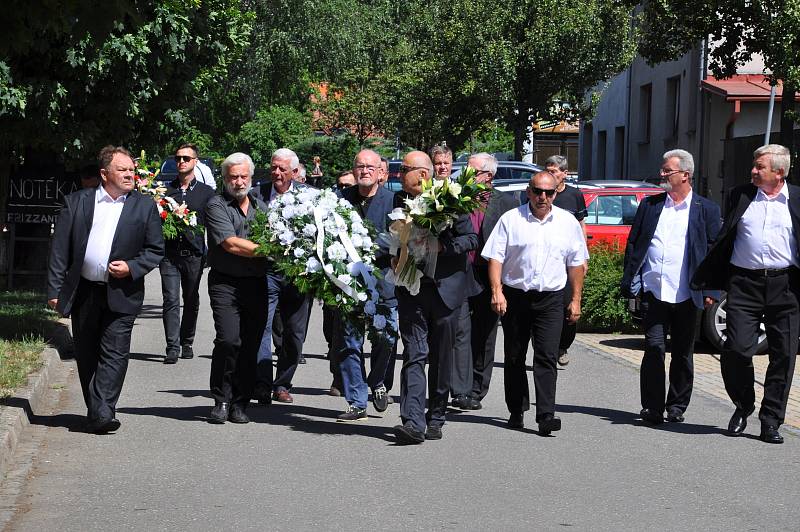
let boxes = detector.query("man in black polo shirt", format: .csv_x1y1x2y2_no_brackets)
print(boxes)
545,155,587,367
160,143,216,364
204,152,269,424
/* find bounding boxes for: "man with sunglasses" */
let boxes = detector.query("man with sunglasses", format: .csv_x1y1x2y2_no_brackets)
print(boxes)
483,171,588,435
392,151,478,444
621,149,720,426
160,143,216,364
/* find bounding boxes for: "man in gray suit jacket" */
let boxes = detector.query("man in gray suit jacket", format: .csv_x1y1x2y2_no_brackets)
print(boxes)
392,151,478,444
47,145,164,433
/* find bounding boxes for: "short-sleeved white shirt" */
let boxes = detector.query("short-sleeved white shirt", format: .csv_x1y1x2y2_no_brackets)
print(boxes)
482,204,588,292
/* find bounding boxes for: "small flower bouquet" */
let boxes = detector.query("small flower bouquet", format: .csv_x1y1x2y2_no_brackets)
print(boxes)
249,187,396,345
384,166,487,294
135,154,202,240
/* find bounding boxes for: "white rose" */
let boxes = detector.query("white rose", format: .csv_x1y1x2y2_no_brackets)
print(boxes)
364,301,377,315
302,223,317,236
357,292,367,302
279,230,296,245
337,273,352,285
323,263,334,275
361,236,373,249
372,315,387,330
306,257,322,272
293,248,306,258
281,205,296,219
351,234,363,248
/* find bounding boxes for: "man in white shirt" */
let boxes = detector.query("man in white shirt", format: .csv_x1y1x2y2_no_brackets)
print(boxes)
482,171,588,435
47,146,164,433
621,150,721,425
692,144,799,444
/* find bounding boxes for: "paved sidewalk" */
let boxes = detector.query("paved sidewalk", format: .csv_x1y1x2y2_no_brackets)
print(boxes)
2,272,800,530
579,333,800,430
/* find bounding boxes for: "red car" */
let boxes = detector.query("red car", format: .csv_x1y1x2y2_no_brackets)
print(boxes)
580,185,662,248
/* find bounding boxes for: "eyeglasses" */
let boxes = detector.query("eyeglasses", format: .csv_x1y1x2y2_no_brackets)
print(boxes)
529,186,556,197
354,164,377,172
659,168,684,177
174,155,196,163
400,165,428,173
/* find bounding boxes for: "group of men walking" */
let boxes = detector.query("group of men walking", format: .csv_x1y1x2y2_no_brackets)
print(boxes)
47,141,798,445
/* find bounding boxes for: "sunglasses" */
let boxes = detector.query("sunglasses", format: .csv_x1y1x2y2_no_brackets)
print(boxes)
174,155,196,163
400,165,428,173
529,186,556,197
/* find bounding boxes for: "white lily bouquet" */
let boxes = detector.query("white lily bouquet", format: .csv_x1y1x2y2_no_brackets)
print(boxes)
250,188,395,345
384,167,488,295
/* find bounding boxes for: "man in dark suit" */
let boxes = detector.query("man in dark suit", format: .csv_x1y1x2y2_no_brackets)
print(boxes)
392,151,478,444
47,145,164,433
250,148,311,405
692,144,799,444
328,149,398,421
621,149,721,425
449,152,519,410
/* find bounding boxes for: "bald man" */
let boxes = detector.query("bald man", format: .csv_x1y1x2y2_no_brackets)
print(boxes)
392,151,479,444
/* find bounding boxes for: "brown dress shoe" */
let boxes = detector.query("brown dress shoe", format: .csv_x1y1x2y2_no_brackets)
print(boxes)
272,389,294,403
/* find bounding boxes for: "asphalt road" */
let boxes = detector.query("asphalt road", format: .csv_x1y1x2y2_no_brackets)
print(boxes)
3,271,800,530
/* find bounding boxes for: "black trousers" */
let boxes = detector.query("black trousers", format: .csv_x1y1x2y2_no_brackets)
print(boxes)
450,299,473,396
71,279,136,423
469,284,501,400
640,292,699,414
723,268,799,426
208,271,268,407
559,279,578,352
501,286,564,422
397,284,459,432
159,253,205,354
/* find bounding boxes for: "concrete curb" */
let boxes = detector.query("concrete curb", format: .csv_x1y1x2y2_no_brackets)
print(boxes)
0,348,65,478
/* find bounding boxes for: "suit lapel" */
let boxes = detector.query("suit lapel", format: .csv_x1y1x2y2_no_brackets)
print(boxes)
109,192,137,258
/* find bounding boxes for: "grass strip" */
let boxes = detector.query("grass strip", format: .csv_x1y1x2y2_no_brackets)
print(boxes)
0,291,58,399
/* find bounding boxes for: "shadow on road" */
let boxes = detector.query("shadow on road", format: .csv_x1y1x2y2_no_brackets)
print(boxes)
129,352,166,363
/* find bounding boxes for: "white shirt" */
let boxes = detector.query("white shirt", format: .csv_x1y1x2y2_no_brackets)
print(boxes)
482,204,588,292
731,183,797,269
193,160,217,190
81,186,127,282
269,181,295,202
641,191,693,303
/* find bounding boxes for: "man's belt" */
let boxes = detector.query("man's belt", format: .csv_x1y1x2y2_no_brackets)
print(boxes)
731,265,796,278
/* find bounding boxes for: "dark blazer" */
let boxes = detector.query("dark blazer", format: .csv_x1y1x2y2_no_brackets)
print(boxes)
339,185,396,302
692,183,800,291
621,191,721,309
475,189,520,269
47,187,165,316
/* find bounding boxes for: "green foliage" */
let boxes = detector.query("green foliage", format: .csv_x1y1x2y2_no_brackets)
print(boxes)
238,105,312,167
580,242,633,331
0,291,54,398
291,134,360,187
464,121,515,155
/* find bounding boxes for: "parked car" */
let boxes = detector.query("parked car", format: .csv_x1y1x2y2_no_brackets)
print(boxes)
159,157,219,188
578,179,660,189
450,160,544,181
581,186,661,247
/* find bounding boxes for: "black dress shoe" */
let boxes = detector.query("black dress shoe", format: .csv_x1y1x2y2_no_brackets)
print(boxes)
180,345,194,359
727,410,749,436
640,408,664,425
87,417,121,434
463,397,482,410
451,395,468,409
253,385,271,406
425,425,443,440
208,402,229,424
666,408,685,423
393,424,425,445
759,424,784,444
538,414,562,435
228,404,250,424
163,351,179,364
298,355,307,364
508,412,524,429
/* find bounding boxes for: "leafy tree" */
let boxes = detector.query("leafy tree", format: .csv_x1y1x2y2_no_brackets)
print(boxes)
238,105,312,167
638,0,800,179
292,134,360,187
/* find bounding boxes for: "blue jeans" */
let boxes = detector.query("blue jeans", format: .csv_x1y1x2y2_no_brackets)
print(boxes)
333,315,369,408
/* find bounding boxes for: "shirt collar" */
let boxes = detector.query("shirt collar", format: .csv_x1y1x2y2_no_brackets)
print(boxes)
665,189,692,210
97,184,127,203
525,203,553,224
171,177,197,191
756,182,789,202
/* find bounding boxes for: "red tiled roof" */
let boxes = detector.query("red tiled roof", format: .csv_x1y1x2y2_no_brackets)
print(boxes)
702,75,800,101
